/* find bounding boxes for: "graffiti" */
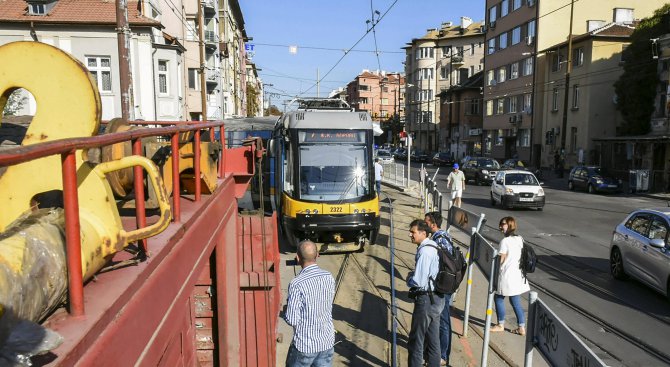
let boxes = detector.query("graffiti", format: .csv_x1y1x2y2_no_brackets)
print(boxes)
568,348,593,367
538,309,559,352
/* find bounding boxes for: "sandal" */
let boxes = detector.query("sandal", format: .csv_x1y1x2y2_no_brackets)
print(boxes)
512,327,526,336
490,324,505,332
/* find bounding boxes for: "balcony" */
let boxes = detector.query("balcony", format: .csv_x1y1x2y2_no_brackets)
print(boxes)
204,30,218,50
201,0,216,15
206,69,220,88
451,55,464,65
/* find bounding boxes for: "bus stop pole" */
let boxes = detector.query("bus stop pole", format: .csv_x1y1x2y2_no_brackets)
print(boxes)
462,227,476,337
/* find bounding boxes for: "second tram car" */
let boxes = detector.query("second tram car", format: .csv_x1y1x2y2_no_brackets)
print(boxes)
271,100,380,252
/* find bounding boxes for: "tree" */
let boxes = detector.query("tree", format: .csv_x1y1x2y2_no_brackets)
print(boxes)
246,83,260,117
266,105,281,116
2,89,28,116
614,4,670,135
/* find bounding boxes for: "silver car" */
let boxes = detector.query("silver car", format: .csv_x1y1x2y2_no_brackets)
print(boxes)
610,208,670,297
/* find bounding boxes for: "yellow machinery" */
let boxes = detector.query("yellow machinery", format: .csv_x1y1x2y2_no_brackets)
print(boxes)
0,42,171,323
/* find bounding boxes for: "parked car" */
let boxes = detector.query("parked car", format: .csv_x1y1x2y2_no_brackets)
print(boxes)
432,152,454,167
394,148,407,160
411,150,430,163
462,157,501,185
375,149,394,164
568,166,622,193
609,208,670,298
490,170,545,210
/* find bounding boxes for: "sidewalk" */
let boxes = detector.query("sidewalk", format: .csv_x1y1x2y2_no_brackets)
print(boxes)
384,181,549,367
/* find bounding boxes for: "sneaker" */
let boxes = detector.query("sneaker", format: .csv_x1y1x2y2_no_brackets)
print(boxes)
440,359,449,366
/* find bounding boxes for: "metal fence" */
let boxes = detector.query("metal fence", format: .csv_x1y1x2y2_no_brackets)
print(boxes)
381,162,407,187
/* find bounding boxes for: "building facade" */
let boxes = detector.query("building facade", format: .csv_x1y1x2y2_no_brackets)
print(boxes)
483,0,666,166
440,71,484,160
404,17,485,153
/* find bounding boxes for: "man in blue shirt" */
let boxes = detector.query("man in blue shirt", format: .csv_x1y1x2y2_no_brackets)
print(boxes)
407,219,445,367
285,240,335,367
425,211,454,367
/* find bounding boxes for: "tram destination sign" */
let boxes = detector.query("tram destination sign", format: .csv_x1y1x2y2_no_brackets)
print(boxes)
299,130,365,143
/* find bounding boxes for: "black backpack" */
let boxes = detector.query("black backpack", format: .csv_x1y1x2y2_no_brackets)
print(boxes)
426,240,467,295
519,240,538,282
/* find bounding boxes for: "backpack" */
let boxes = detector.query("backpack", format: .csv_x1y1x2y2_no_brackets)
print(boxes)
425,242,467,295
519,240,538,282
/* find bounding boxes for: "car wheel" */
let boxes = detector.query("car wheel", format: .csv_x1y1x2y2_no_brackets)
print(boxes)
475,175,481,186
588,184,595,194
490,192,496,206
568,181,574,191
610,247,628,280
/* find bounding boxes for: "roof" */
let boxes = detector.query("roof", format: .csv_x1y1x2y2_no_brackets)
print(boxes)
404,21,485,48
0,0,161,27
282,111,373,130
540,22,634,52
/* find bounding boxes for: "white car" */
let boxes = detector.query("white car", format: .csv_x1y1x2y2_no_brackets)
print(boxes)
376,150,394,164
490,170,545,210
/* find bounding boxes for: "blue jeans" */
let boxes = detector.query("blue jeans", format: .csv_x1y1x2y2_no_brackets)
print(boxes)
376,180,382,195
285,344,333,367
494,294,525,327
408,293,445,367
439,294,453,362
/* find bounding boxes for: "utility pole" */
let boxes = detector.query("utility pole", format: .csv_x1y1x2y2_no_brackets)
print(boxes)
115,0,133,121
317,68,320,98
197,1,207,122
559,0,575,177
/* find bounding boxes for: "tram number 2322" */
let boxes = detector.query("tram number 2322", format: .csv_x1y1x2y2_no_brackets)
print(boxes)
329,206,343,213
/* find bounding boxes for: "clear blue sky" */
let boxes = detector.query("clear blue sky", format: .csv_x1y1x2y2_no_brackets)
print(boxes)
238,0,484,106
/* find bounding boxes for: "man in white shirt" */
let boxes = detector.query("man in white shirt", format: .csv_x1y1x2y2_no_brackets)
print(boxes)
446,163,465,208
374,158,383,195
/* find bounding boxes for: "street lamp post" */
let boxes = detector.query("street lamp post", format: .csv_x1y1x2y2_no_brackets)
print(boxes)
559,0,575,177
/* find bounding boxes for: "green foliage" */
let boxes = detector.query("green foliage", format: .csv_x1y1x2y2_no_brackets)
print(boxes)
266,105,281,116
614,4,670,135
2,89,27,116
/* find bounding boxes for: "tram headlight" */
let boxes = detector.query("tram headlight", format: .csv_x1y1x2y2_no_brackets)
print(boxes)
354,166,364,178
313,209,318,214
354,209,359,214
305,209,310,214
361,209,367,213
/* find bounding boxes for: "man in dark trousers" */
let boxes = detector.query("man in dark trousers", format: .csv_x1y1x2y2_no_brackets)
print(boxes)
425,211,454,366
285,240,335,367
407,219,444,367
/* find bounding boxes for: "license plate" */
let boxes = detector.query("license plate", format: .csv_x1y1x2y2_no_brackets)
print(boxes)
519,198,533,202
608,185,617,188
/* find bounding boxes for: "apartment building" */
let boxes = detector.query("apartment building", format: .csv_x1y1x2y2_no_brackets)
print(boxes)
346,70,405,122
404,17,485,153
440,71,484,160
219,0,250,118
483,0,666,166
0,0,168,121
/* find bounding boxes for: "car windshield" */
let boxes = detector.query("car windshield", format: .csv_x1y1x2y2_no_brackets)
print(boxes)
377,151,391,157
476,159,500,168
587,167,602,176
504,173,538,185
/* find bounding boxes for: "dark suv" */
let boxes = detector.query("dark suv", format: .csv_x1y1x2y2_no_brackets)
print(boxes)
462,157,501,185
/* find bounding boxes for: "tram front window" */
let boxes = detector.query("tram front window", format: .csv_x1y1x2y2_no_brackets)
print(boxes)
299,145,369,200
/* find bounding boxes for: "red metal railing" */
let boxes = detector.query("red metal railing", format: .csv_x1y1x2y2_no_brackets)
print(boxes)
0,121,226,316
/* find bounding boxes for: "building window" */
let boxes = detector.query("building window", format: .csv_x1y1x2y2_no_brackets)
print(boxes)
501,0,509,17
470,44,475,55
614,8,634,23
573,47,584,67
519,129,530,147
510,62,519,79
487,70,495,85
489,5,497,23
513,0,522,11
486,100,494,116
512,27,521,45
440,66,449,80
552,88,559,111
570,127,578,153
487,38,496,55
470,65,475,76
466,98,481,115
497,98,505,115
485,131,493,153
522,57,533,76
442,46,451,58
359,84,370,91
381,110,388,118
572,84,580,109
422,68,434,80
551,53,564,72
158,60,169,95
188,68,200,91
523,93,532,113
186,19,197,41
527,20,536,38
496,129,504,145
497,66,506,83
456,46,464,56
360,97,369,104
509,95,518,113
499,32,508,50
86,56,113,93
29,3,45,15
416,47,434,59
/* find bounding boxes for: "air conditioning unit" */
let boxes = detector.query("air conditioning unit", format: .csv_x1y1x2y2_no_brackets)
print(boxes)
526,36,534,46
490,21,496,29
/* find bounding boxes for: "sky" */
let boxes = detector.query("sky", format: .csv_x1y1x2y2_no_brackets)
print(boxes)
238,0,484,107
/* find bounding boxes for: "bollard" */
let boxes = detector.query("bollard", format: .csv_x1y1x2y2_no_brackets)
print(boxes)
524,291,538,367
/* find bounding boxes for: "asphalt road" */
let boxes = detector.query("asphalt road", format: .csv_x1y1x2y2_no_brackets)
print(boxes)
411,161,670,366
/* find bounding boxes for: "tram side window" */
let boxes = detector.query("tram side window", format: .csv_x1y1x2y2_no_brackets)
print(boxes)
285,147,294,195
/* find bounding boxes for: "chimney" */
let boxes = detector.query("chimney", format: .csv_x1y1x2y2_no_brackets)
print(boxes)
461,16,473,30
